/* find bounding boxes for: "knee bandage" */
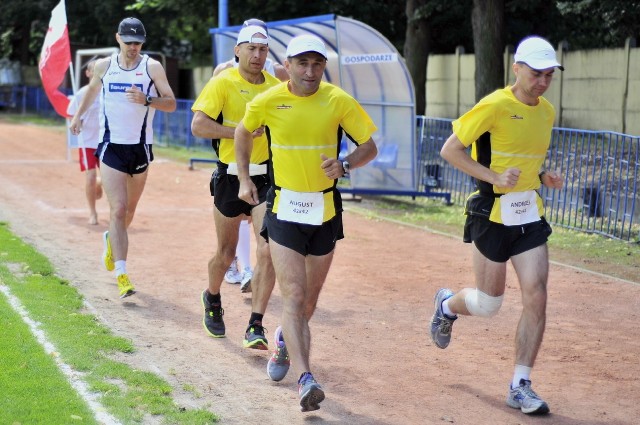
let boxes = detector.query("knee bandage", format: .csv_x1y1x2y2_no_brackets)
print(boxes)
464,289,503,317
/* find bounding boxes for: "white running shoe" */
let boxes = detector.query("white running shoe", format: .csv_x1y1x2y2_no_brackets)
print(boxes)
224,257,242,284
507,379,550,414
240,268,253,293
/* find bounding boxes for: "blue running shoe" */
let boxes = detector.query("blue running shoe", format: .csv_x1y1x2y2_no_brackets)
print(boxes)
267,326,289,381
430,288,457,349
298,372,325,412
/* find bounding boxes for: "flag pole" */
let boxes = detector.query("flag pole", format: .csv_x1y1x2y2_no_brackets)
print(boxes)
69,60,77,94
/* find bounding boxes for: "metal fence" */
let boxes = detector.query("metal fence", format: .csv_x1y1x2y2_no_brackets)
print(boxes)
7,86,639,241
417,117,640,242
153,99,210,152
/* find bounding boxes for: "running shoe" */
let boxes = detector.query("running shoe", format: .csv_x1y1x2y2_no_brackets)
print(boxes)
102,231,115,271
298,372,325,412
224,257,243,284
507,379,550,414
116,274,136,298
267,326,290,381
240,268,253,293
201,290,225,337
243,321,268,350
430,288,457,349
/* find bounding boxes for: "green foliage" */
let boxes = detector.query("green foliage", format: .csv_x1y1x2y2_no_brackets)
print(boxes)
555,0,640,48
4,0,638,67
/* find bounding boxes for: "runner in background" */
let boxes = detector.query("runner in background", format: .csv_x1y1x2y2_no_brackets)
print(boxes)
192,24,281,349
67,59,103,225
213,18,288,292
69,17,177,298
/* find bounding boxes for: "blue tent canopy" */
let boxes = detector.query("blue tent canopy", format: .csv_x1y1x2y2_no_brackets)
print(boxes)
210,14,420,195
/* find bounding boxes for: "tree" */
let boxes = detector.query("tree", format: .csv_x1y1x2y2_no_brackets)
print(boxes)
404,0,431,115
472,0,504,101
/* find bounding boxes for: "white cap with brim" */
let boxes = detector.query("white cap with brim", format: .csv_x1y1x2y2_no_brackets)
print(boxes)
286,35,327,60
514,36,564,71
236,25,269,46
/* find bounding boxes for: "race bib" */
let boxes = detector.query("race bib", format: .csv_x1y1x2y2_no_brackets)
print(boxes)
500,190,540,226
277,188,324,225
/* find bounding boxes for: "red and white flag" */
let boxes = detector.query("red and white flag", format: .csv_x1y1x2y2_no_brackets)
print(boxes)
38,0,71,118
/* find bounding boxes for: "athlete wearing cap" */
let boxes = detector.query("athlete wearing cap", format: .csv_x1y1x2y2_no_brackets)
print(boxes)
69,17,176,299
235,33,378,412
213,18,289,81
192,24,281,350
431,35,564,416
211,19,288,292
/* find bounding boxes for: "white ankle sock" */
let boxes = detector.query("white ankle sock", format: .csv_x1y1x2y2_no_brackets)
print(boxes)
115,260,127,276
512,365,532,389
442,298,455,318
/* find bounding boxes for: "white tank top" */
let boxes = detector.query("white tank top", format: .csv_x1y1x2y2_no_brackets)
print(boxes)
67,85,100,149
100,53,158,145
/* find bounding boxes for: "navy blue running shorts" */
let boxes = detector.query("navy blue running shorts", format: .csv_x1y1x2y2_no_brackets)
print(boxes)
96,142,153,176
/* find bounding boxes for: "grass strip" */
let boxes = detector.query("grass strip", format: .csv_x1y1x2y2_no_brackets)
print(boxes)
0,285,99,424
0,222,218,424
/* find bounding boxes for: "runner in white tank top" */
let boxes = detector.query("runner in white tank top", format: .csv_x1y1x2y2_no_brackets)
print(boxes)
100,52,158,145
69,17,176,299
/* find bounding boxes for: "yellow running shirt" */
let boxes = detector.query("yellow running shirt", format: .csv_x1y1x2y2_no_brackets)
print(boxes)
452,86,555,223
191,67,281,164
243,81,377,221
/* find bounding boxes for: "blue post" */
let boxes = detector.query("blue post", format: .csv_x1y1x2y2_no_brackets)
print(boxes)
215,0,231,67
218,0,228,27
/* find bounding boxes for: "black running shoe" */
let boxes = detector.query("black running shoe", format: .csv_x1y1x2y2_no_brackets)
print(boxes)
201,290,225,337
243,321,268,350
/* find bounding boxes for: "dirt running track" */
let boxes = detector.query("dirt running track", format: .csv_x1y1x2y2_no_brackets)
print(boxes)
1,121,639,425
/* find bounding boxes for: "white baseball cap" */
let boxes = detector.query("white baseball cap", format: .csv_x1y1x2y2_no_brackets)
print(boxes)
236,25,269,46
286,34,327,60
514,36,564,71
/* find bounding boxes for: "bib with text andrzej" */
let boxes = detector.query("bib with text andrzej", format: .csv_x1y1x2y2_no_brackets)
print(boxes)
499,190,540,226
277,188,324,226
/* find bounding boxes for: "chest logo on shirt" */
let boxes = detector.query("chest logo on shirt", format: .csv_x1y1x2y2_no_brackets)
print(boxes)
276,104,292,110
240,89,250,94
510,114,524,120
109,83,144,93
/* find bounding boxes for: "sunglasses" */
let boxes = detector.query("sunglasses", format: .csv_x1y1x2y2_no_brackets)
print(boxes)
124,41,142,46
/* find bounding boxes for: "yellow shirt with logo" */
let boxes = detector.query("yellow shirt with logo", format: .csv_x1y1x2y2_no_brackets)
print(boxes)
191,67,281,164
243,81,377,221
452,86,555,223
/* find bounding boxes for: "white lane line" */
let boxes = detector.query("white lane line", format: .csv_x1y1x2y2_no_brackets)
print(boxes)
0,283,122,425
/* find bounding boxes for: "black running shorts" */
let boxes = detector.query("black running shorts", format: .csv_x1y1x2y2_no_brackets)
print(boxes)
260,188,344,256
463,213,552,263
210,166,270,218
96,142,153,176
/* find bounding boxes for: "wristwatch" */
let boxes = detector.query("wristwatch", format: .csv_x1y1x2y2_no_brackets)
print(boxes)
144,95,153,106
341,160,350,177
